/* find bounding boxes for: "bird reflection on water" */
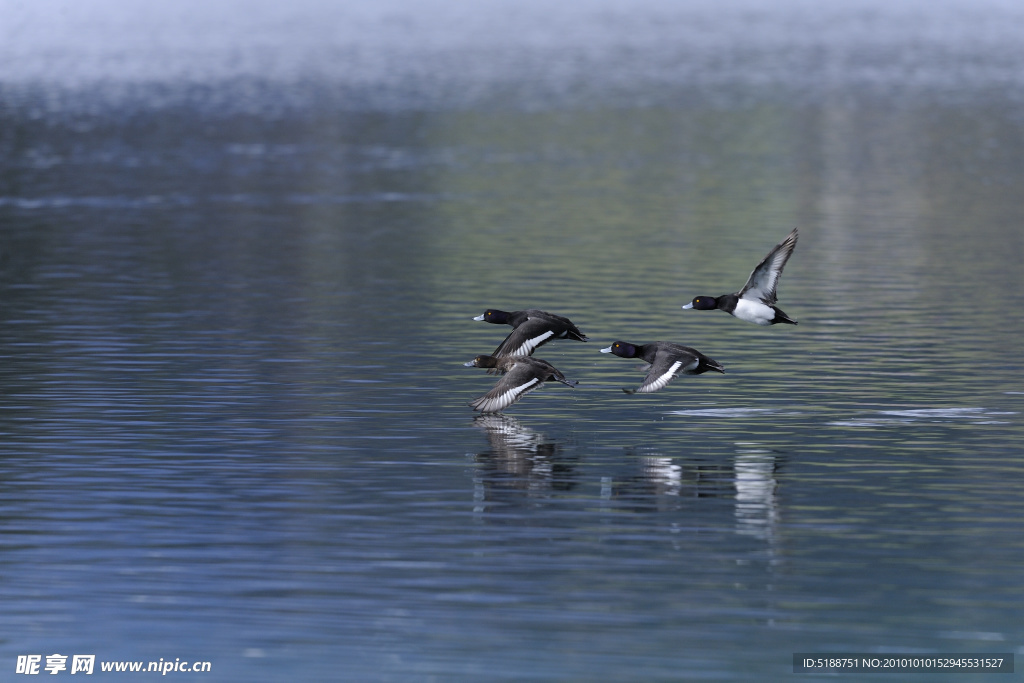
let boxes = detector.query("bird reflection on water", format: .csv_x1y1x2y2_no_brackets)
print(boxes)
469,415,580,513
468,414,784,547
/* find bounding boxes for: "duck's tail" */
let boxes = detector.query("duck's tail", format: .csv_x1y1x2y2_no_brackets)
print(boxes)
773,307,798,325
701,357,726,374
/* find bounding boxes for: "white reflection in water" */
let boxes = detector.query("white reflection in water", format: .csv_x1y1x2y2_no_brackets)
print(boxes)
472,414,551,454
469,415,571,513
831,407,1016,427
626,449,733,506
733,443,779,545
638,456,683,497
937,630,1007,642
624,444,782,556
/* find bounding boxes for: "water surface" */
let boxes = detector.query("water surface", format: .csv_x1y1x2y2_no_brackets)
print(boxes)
2,1,1024,680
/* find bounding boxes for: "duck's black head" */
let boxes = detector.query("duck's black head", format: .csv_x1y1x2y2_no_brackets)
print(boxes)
473,309,510,324
600,341,640,359
683,296,718,311
464,354,500,369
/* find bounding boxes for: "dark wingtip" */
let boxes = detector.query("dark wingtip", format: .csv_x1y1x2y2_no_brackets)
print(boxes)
622,388,636,394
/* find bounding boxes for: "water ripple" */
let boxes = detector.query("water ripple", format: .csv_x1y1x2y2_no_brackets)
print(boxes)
830,407,1017,427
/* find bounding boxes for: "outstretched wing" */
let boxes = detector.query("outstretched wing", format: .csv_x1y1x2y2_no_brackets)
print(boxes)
492,326,555,358
470,361,542,412
470,376,541,412
630,360,685,394
738,228,798,305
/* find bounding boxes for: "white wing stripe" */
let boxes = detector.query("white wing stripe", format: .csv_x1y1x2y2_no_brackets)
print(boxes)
512,330,555,356
472,377,541,412
637,360,683,393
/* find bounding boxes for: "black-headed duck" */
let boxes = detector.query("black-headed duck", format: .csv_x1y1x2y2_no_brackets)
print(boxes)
682,228,798,325
473,309,588,358
600,341,724,394
464,355,578,412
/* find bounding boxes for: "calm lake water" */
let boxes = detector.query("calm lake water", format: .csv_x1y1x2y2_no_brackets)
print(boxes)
2,1,1024,680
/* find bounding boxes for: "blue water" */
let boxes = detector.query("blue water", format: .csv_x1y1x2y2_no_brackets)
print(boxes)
2,1,1024,680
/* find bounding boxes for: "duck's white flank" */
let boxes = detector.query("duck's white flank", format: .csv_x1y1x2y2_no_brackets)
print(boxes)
732,298,776,326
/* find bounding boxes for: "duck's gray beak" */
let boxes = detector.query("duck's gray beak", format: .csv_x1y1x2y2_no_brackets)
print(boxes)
600,346,613,353
472,314,485,321
681,302,693,310
463,360,476,366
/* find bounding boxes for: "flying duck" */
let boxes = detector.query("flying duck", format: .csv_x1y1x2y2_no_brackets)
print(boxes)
682,228,799,325
473,309,589,359
600,341,724,394
464,355,578,412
